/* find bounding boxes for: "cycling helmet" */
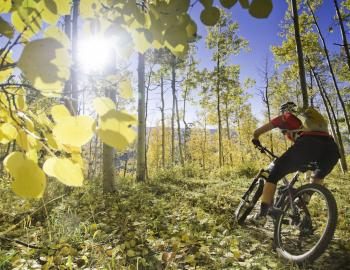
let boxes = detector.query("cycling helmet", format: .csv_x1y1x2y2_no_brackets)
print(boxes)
280,101,297,113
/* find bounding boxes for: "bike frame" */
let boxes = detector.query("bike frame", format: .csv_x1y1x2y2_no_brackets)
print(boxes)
255,145,309,213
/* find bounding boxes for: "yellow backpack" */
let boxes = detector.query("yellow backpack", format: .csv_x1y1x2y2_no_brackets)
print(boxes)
299,107,328,133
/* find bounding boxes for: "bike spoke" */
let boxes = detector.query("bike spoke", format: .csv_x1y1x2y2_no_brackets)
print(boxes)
276,188,331,259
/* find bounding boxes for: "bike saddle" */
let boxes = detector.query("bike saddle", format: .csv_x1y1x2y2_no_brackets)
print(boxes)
299,162,318,172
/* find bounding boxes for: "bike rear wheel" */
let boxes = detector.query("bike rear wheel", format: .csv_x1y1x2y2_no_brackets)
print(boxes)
274,183,337,263
235,178,264,224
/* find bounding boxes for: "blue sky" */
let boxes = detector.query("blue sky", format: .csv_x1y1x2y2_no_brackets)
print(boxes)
0,1,345,126
173,0,343,125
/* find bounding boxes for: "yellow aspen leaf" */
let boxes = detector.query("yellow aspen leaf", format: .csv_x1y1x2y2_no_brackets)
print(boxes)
43,157,83,186
80,0,101,19
97,110,136,151
4,152,46,198
119,79,133,99
44,26,71,49
17,111,35,132
71,153,84,168
199,0,213,8
92,97,115,116
11,6,43,38
14,87,27,111
57,0,72,15
220,0,238,8
17,38,69,96
131,29,153,54
239,0,249,9
62,144,81,153
16,129,42,151
0,16,13,38
15,130,29,150
0,0,11,13
42,156,55,176
45,132,60,150
164,26,187,51
185,19,197,39
42,0,60,24
37,112,54,128
0,52,13,83
51,104,71,123
249,0,273,19
0,123,18,144
200,7,220,26
168,0,190,13
26,149,38,163
53,116,95,147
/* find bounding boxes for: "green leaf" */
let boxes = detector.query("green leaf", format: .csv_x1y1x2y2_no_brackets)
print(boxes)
220,0,238,9
199,0,213,8
249,0,273,18
239,0,250,9
200,7,220,26
0,16,13,38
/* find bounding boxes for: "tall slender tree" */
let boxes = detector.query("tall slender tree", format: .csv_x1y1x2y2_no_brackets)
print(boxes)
136,53,146,182
291,0,308,109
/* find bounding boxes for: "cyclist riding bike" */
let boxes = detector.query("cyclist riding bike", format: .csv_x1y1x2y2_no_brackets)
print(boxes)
251,101,340,225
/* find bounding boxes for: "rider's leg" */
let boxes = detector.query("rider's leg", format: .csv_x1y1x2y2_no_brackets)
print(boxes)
259,182,277,216
310,176,324,185
257,136,321,218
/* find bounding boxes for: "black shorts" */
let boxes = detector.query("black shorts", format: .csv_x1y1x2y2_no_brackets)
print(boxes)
267,135,340,184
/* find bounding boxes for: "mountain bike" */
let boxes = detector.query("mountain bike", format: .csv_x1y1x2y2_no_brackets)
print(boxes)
234,144,338,263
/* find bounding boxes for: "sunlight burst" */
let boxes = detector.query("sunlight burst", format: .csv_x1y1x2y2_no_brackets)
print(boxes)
77,36,116,73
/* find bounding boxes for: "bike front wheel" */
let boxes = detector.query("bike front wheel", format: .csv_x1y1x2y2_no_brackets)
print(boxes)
274,183,337,263
235,178,264,224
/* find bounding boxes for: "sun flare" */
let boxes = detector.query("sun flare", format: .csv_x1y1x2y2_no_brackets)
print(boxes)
77,36,116,73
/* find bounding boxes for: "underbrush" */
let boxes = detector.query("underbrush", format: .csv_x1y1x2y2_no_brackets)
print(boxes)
0,170,349,269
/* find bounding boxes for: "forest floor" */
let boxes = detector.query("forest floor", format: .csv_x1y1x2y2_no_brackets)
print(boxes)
0,169,349,269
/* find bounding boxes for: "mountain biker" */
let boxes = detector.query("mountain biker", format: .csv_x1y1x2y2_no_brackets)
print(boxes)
250,101,340,225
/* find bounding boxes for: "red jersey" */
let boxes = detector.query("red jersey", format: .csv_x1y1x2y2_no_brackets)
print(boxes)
270,112,330,142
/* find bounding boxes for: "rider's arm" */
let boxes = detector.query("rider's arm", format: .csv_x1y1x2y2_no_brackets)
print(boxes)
253,123,275,139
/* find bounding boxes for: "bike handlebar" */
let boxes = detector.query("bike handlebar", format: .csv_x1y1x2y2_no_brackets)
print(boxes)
255,144,279,159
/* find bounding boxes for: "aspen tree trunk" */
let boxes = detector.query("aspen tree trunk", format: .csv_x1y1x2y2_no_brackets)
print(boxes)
311,68,348,172
136,53,146,182
63,15,74,113
175,94,184,166
317,83,347,173
262,58,274,154
307,1,350,134
171,56,176,164
183,87,189,161
102,91,115,190
203,116,207,171
145,81,150,180
224,101,233,166
102,89,116,193
236,115,244,162
71,0,79,114
334,0,350,71
160,75,165,168
216,56,223,167
291,0,308,109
